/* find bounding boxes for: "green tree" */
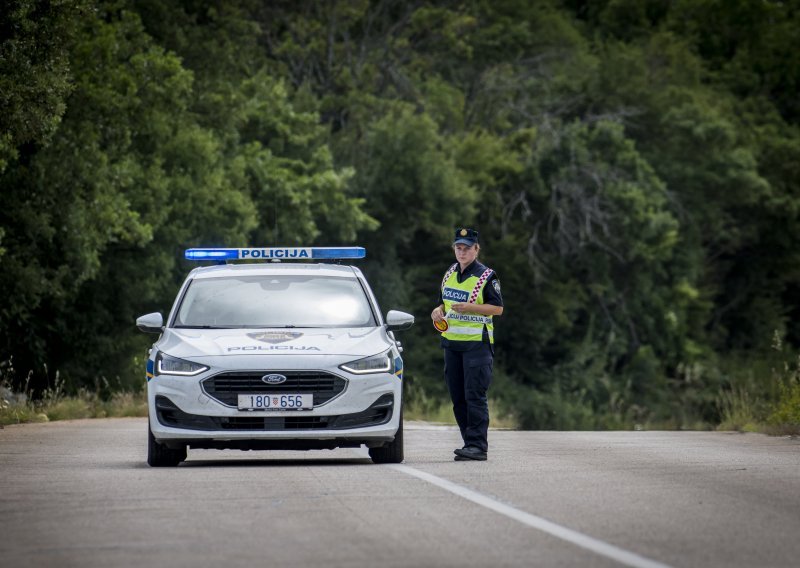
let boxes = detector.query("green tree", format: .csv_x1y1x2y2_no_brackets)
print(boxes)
0,0,82,172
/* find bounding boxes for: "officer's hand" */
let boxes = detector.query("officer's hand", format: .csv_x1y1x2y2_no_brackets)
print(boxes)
451,302,469,313
431,307,445,322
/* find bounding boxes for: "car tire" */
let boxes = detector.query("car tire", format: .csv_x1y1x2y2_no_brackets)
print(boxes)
369,409,404,464
147,422,186,467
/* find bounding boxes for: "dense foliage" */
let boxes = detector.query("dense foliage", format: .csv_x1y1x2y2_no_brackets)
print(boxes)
2,0,799,429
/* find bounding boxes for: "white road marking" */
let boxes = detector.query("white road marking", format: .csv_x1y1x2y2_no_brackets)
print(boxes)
388,463,673,568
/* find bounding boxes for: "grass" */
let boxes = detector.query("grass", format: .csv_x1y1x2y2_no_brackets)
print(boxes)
0,389,148,426
0,377,147,427
402,366,521,427
764,353,800,436
716,388,764,433
712,333,800,436
404,396,519,429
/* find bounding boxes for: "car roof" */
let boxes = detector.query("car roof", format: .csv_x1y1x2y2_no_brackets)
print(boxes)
187,262,362,280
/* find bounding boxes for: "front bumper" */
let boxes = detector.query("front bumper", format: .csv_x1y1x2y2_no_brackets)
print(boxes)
148,366,401,448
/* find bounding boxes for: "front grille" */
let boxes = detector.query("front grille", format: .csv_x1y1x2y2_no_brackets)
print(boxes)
155,394,393,431
202,371,347,407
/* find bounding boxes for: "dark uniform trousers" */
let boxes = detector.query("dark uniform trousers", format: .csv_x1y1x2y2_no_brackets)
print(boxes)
444,343,493,452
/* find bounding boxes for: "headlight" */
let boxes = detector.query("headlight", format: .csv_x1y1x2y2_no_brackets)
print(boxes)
156,352,209,376
340,351,392,375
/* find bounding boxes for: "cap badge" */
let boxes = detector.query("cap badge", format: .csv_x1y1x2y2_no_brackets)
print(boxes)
460,229,467,236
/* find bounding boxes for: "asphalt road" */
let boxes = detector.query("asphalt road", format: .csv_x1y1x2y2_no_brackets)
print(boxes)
1,419,799,568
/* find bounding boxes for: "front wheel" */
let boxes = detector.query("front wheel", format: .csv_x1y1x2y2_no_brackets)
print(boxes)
369,410,404,464
147,422,186,467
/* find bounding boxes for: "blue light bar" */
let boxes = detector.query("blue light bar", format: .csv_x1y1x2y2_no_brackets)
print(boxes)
184,249,239,261
185,247,366,261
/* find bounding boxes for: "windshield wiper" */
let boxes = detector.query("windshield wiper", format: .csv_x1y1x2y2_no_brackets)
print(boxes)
233,325,313,329
174,325,236,329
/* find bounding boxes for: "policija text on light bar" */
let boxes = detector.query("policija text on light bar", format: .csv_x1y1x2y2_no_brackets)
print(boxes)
184,247,367,261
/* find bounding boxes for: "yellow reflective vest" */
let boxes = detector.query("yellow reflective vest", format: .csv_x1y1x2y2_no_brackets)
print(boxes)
440,263,495,344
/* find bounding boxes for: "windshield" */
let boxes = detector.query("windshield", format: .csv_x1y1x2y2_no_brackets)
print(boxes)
173,275,376,328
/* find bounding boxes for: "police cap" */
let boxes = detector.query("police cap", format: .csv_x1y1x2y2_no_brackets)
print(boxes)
453,228,479,246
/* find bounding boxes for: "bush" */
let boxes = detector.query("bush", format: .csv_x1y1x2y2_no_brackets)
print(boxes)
767,354,800,435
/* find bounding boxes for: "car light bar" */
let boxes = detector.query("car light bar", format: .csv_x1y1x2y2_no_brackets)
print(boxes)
184,247,366,261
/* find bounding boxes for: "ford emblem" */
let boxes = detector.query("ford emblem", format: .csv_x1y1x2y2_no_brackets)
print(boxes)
262,373,287,384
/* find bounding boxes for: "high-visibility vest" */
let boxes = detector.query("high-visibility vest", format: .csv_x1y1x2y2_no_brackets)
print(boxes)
440,263,495,343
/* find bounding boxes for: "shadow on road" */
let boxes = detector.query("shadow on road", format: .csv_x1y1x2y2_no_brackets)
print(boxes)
116,452,374,468
179,457,374,467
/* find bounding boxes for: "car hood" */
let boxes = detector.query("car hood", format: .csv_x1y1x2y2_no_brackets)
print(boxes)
156,327,390,359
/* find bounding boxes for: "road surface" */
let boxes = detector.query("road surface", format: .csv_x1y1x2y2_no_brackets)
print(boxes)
1,418,799,567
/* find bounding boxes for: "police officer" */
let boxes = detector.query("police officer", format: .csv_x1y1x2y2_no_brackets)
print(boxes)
431,228,503,461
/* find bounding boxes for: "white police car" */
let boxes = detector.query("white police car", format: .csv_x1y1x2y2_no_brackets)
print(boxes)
136,247,414,466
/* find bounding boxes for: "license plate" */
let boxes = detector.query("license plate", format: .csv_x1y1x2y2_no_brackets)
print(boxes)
237,393,313,410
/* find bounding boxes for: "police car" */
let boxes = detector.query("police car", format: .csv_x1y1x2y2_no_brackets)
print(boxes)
136,247,413,466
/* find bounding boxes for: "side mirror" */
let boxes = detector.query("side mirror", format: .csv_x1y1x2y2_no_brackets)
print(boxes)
385,310,414,332
136,312,164,334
